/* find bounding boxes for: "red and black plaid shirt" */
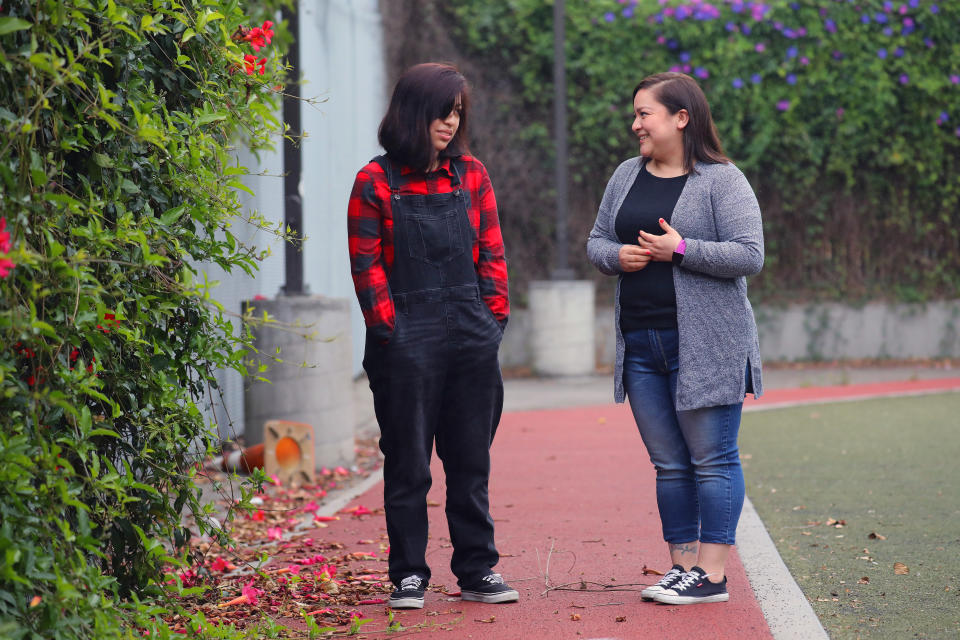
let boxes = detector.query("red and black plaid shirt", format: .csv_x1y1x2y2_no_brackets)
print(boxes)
348,155,509,342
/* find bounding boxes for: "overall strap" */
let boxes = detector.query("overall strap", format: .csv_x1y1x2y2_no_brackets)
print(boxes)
449,156,464,188
370,155,399,196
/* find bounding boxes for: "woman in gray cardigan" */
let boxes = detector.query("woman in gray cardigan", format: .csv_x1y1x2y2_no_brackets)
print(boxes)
586,72,764,605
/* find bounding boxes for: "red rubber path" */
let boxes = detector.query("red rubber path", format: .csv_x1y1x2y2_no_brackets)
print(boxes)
315,376,960,639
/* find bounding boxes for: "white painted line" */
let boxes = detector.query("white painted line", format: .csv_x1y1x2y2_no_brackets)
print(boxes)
744,386,960,413
737,496,829,640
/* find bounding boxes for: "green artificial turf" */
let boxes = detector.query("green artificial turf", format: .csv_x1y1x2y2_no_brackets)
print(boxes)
740,393,960,639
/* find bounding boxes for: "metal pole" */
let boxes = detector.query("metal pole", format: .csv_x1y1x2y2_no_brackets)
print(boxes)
552,0,573,280
281,2,304,295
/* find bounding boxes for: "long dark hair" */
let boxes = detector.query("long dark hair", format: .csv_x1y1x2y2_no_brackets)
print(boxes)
378,63,470,172
633,72,728,173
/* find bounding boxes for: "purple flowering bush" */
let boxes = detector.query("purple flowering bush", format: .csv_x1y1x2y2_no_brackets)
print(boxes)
447,0,960,300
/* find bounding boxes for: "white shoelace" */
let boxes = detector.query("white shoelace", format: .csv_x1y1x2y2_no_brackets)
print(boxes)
655,567,683,588
398,575,423,590
481,573,504,585
670,570,704,592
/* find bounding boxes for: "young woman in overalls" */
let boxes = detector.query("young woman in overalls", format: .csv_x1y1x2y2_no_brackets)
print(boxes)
347,63,517,609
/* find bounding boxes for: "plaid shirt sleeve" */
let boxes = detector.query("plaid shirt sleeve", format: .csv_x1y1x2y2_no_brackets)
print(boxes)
465,158,510,325
347,163,395,343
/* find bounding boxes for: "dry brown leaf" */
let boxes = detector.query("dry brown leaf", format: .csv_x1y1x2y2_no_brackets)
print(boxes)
616,615,627,622
868,532,886,540
426,500,441,507
642,565,665,576
475,616,496,624
858,577,870,584
894,562,909,575
801,531,812,536
570,613,581,621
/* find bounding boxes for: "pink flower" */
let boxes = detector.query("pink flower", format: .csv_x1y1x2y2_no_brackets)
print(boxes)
251,509,265,521
0,258,15,279
241,580,262,606
300,501,320,513
209,557,234,572
267,526,283,541
0,216,11,253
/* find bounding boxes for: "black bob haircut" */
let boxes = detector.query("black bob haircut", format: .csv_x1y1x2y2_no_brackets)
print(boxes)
378,63,470,172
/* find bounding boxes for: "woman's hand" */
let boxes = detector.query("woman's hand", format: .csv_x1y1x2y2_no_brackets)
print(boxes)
638,218,682,262
619,244,652,272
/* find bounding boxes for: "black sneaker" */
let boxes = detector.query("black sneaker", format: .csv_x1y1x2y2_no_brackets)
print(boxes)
389,575,426,609
640,564,686,601
653,566,729,604
460,573,519,603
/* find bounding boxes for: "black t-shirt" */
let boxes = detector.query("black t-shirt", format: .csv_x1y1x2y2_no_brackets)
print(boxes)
615,163,688,332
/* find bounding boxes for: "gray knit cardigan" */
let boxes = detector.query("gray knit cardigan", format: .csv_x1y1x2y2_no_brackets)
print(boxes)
586,157,764,410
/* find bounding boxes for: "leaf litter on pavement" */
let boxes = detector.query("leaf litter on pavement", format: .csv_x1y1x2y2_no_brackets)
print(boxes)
157,440,411,636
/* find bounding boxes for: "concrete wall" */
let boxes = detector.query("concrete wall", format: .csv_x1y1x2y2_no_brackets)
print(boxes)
500,301,960,369
244,296,355,467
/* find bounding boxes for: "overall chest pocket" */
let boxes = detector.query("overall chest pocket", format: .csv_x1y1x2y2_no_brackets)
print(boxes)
406,209,467,265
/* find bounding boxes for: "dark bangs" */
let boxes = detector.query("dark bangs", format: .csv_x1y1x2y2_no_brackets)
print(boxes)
378,63,471,172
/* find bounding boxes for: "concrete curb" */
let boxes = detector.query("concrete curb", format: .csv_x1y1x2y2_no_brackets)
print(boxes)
314,468,384,519
737,496,830,640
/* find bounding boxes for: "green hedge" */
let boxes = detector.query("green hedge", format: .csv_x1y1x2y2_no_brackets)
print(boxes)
0,1,285,637
446,0,960,301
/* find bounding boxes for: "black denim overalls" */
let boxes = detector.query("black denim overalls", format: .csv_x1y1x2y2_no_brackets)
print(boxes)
363,155,505,588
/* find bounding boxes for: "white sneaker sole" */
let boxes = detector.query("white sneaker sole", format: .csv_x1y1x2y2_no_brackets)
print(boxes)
654,592,729,605
460,589,519,603
640,586,664,600
389,596,424,609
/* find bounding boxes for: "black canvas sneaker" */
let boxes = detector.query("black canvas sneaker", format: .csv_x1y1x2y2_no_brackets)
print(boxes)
460,573,520,603
389,575,426,609
653,566,729,604
640,564,686,601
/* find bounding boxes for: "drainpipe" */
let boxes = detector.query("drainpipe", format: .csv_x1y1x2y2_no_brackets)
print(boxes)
281,2,304,296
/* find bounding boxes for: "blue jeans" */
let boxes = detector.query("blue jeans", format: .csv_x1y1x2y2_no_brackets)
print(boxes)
622,328,745,545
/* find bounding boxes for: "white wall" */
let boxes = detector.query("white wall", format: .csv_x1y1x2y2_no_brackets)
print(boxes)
300,0,385,375
203,0,386,440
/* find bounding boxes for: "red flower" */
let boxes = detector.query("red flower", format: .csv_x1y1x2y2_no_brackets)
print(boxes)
70,348,80,362
26,375,35,386
246,27,265,51
245,20,274,51
97,312,120,333
243,54,266,76
0,258,14,279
